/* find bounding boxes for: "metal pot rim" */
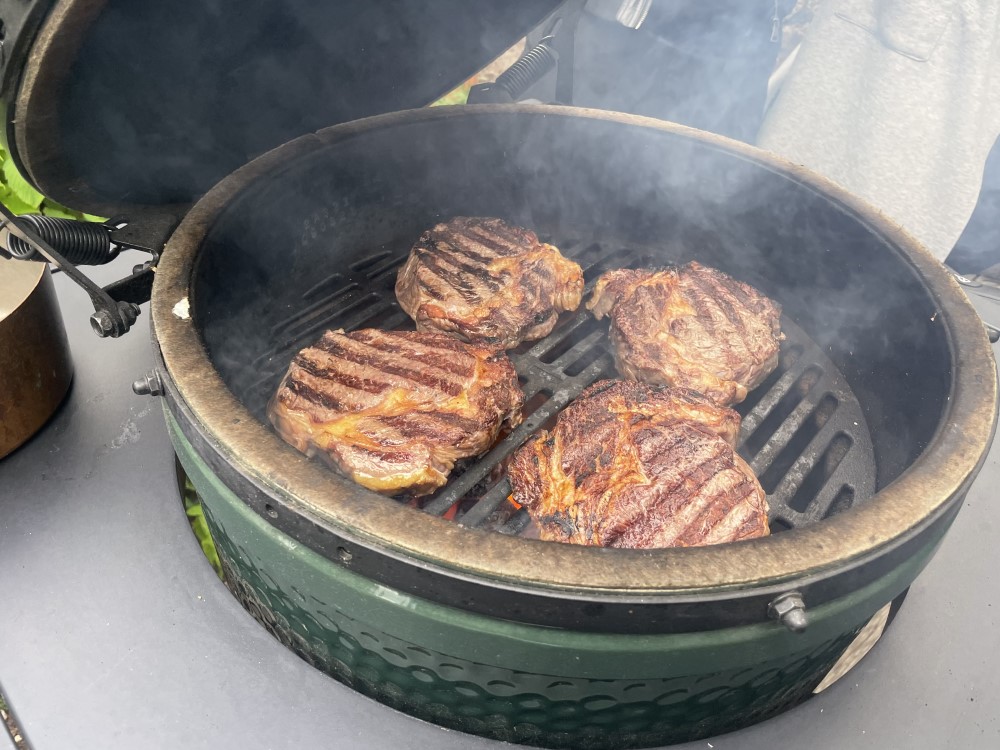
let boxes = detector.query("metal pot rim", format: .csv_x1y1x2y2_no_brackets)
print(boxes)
151,104,998,594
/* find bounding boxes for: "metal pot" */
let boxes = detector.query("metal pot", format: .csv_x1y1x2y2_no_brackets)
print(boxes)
149,105,997,747
0,257,72,458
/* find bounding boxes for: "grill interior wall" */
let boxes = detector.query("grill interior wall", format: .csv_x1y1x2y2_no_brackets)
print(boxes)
192,113,952,530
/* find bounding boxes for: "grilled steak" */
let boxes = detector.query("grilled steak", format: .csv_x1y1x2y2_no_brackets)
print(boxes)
268,329,524,496
588,261,783,406
395,217,584,348
508,380,768,548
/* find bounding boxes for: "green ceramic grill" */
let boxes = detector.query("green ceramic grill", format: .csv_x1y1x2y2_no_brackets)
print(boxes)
152,107,995,747
0,3,995,747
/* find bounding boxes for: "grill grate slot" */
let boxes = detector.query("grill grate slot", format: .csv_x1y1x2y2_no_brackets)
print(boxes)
350,250,395,274
302,273,348,301
499,508,534,536
770,518,793,533
787,432,854,514
249,235,876,538
538,316,604,364
746,371,824,480
736,344,804,417
458,478,514,528
272,283,361,334
741,364,823,454
279,292,382,344
823,485,856,519
522,389,554,420
564,346,613,378
352,308,409,332
580,246,646,283
370,259,408,284
756,393,839,494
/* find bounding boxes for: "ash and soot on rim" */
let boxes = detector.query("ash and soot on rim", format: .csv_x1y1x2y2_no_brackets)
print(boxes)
240,232,876,537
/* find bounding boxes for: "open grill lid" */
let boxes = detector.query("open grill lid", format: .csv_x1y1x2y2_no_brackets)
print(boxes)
0,0,562,216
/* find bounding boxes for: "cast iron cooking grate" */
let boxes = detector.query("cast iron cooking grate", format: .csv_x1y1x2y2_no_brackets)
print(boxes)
243,237,876,536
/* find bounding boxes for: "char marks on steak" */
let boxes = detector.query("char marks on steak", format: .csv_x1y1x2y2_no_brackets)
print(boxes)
396,217,584,348
268,329,524,496
588,261,783,406
508,380,768,548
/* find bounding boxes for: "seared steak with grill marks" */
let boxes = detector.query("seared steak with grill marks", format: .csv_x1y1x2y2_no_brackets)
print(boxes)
588,262,783,406
508,380,768,548
395,217,584,348
268,329,523,496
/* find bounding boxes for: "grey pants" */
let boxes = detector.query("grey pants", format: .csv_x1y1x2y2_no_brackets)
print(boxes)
759,0,1000,260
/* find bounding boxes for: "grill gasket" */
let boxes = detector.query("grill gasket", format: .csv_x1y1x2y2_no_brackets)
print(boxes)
243,237,876,538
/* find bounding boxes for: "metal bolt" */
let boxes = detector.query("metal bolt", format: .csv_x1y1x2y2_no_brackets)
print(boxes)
132,370,163,397
119,302,141,327
90,310,114,337
90,303,140,338
768,592,809,633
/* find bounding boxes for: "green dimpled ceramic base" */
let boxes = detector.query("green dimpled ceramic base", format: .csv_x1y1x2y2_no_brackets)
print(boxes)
168,410,938,748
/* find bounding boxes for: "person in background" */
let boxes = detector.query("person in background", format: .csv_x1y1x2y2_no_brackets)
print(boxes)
758,0,1000,264
571,1,1000,270
571,1,791,144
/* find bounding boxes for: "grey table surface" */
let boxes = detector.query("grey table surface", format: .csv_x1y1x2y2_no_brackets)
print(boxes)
0,716,17,750
2,260,999,750
0,725,15,750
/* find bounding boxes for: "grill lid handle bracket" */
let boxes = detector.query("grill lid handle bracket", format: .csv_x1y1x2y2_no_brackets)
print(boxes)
467,0,585,105
0,204,160,337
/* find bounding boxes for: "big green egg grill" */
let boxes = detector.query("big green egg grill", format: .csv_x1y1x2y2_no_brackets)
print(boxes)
0,2,995,747
152,107,995,747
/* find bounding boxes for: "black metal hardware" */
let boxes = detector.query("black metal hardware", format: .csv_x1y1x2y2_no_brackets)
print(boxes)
132,370,164,397
945,265,1000,343
550,2,584,104
468,37,558,104
495,38,558,98
0,202,157,338
768,591,809,633
5,214,118,263
3,214,157,265
467,0,585,105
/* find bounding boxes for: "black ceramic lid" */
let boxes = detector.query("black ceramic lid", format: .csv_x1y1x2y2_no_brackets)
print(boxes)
0,0,561,215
